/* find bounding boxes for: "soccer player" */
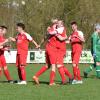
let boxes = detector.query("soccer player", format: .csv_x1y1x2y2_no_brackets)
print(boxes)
68,21,85,84
84,24,100,78
53,20,73,84
10,23,39,85
0,26,13,83
47,20,71,85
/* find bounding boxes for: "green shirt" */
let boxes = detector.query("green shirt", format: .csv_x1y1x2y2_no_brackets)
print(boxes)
91,32,100,54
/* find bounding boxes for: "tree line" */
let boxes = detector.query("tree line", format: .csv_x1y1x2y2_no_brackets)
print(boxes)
0,0,100,49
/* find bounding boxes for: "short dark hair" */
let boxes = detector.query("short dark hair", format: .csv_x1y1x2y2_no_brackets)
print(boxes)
17,23,25,30
0,25,8,30
71,21,77,25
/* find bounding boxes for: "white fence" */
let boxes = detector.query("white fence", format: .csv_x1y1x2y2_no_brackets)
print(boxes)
4,50,94,64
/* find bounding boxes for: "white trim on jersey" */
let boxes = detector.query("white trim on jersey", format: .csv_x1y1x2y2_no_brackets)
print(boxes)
56,27,64,34
24,33,33,41
77,31,84,39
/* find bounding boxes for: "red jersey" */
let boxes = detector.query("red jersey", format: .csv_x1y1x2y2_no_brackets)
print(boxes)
16,32,33,54
0,36,5,55
47,24,58,47
47,25,67,50
56,26,67,51
69,31,84,50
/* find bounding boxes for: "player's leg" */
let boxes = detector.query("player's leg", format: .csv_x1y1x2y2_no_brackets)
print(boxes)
57,64,67,84
0,67,2,77
84,64,95,78
75,51,82,81
96,63,100,78
72,63,78,84
96,62,100,78
95,54,100,78
60,51,72,80
33,63,50,85
0,58,2,77
49,64,56,86
76,53,82,81
33,52,50,84
71,52,77,81
72,51,83,84
63,66,73,83
56,50,68,84
1,55,13,82
16,54,22,80
84,58,96,78
33,64,49,78
17,54,27,85
3,66,13,83
77,65,82,81
48,49,57,86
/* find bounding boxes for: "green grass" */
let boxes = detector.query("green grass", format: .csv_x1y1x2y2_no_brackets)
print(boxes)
0,64,100,100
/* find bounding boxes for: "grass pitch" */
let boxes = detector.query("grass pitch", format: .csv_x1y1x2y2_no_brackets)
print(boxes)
0,64,99,100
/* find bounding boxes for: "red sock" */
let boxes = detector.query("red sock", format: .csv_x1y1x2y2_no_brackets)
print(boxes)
77,67,82,80
0,69,2,77
20,66,26,81
35,66,47,77
73,66,78,80
50,71,55,84
18,67,22,80
63,67,72,79
58,67,66,83
4,69,12,80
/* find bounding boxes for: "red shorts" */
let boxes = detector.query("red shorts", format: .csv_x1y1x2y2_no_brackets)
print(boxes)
56,49,66,64
16,53,27,67
46,44,57,64
0,55,7,67
46,44,66,65
71,44,82,65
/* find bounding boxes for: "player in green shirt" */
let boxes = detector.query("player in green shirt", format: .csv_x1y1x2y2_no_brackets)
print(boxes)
84,24,100,78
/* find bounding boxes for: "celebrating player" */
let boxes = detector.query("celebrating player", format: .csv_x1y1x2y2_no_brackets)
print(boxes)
68,21,85,84
54,20,73,84
0,26,13,83
84,24,100,78
10,23,39,85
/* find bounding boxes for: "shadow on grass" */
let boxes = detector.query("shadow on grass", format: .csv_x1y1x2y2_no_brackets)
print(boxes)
28,80,49,85
82,75,100,79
